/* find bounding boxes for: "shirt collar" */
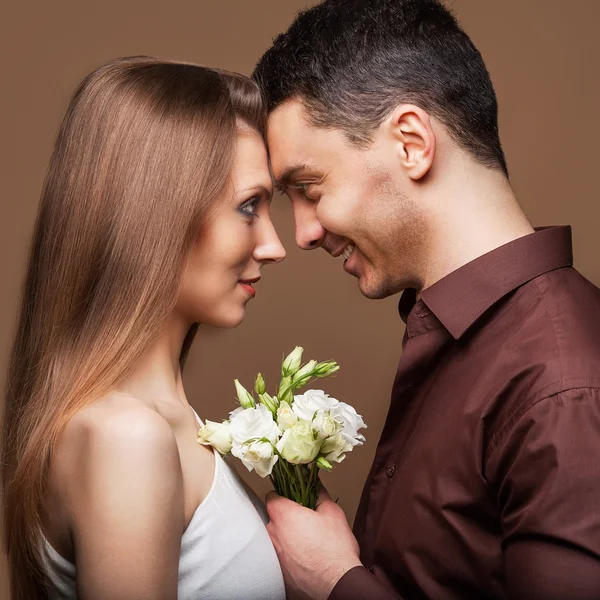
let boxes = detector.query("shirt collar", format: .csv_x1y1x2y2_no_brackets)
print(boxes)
398,226,573,340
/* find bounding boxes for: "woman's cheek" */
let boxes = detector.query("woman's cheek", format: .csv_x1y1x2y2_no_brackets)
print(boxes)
236,225,256,262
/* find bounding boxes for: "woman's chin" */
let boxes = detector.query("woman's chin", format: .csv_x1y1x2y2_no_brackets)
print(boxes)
205,306,246,329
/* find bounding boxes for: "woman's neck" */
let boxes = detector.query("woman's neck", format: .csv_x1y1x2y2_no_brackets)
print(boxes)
115,313,193,408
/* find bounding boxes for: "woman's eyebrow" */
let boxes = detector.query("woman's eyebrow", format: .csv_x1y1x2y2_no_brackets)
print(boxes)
239,184,273,197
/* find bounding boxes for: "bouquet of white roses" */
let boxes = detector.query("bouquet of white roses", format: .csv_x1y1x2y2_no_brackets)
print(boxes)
197,346,367,509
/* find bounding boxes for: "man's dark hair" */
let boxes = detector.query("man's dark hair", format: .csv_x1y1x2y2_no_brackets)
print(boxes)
253,0,508,177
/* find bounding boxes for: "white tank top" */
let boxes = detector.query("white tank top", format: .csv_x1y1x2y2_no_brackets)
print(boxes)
43,411,286,599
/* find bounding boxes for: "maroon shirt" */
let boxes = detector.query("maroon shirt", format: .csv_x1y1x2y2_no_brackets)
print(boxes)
330,227,600,600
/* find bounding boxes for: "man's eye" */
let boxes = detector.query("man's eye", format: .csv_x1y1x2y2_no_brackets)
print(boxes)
239,197,260,218
294,183,314,199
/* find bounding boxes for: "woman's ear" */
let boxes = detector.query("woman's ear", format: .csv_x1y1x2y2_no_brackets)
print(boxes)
386,104,436,180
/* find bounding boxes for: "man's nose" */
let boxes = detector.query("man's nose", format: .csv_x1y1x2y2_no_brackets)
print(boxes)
292,199,326,250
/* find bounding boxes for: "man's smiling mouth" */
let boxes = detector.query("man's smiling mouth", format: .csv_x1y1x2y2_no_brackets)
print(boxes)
341,243,355,262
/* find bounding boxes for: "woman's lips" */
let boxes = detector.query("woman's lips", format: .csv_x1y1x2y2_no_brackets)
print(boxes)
239,281,256,298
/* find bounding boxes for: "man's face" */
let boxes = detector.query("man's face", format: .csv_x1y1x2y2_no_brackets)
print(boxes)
267,100,426,299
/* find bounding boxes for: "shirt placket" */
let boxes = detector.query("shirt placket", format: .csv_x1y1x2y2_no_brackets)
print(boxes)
356,308,451,570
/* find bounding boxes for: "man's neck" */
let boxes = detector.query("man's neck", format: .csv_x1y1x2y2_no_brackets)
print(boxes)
420,164,534,291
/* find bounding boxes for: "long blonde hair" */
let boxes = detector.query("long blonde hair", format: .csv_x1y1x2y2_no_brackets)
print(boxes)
1,56,266,599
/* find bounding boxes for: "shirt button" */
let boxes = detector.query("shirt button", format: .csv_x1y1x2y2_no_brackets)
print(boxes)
386,464,395,477
367,565,374,573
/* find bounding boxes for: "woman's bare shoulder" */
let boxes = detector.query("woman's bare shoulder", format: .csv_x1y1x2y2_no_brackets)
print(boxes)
46,393,184,592
65,392,169,439
52,392,183,500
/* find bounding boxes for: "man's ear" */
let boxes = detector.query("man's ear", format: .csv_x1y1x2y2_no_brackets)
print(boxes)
386,104,436,180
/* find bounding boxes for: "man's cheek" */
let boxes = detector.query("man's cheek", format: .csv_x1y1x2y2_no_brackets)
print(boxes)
317,201,354,236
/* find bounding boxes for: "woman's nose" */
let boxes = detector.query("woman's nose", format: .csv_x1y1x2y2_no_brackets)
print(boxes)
253,218,286,264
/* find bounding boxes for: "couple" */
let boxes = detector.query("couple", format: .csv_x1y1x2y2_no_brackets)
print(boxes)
3,0,600,599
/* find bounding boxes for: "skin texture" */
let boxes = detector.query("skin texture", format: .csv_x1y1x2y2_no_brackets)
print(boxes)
266,488,362,600
43,126,285,600
268,101,431,299
265,99,542,599
177,126,286,328
268,100,533,297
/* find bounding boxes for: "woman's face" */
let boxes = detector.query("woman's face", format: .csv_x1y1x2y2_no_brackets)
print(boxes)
176,126,286,328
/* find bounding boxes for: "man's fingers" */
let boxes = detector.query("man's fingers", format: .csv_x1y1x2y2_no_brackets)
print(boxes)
268,486,340,519
265,490,283,519
315,484,336,511
266,490,301,519
317,483,332,501
266,490,280,503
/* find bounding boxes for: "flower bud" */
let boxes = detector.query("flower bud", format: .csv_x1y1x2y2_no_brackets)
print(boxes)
316,456,333,471
254,372,266,396
259,392,277,414
280,388,293,405
282,346,304,377
234,379,255,409
292,360,317,387
197,420,232,454
313,361,340,378
278,376,293,403
267,392,280,409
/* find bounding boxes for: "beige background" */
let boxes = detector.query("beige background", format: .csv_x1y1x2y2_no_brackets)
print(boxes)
1,1,599,597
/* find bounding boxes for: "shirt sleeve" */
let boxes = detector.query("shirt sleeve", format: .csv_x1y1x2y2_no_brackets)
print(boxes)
328,567,405,600
486,387,600,596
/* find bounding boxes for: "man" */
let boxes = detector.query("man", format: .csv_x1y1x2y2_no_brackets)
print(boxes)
252,0,600,599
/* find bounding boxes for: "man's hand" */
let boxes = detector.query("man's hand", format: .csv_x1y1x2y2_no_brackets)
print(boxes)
266,486,363,600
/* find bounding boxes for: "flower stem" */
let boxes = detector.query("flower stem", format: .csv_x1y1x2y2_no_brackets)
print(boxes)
270,459,321,510
295,464,307,505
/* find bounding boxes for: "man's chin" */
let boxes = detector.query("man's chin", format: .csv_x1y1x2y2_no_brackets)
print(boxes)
357,274,395,300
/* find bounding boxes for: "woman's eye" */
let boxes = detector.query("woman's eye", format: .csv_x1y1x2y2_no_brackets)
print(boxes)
239,197,260,219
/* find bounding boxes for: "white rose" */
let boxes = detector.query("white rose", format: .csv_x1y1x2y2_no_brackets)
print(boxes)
312,410,341,440
197,420,232,454
232,439,278,477
276,420,322,464
321,433,353,463
276,401,299,431
229,404,280,445
229,406,244,420
330,402,367,446
292,390,339,422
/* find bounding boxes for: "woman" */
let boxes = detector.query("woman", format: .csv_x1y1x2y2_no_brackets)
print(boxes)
1,56,287,599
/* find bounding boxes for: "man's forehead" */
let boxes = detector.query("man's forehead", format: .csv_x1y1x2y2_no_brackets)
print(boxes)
266,101,330,179
267,99,309,132
267,102,310,151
